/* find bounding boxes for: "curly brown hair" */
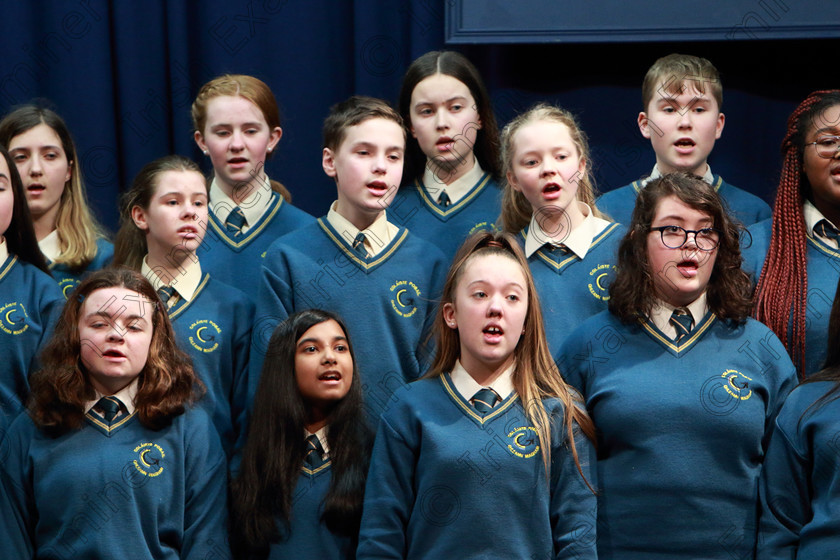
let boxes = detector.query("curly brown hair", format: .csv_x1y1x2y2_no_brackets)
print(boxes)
28,268,203,435
609,172,752,322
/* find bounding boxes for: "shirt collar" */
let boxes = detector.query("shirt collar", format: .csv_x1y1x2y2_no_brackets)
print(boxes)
305,425,330,456
421,159,484,205
326,201,399,257
209,174,273,229
450,359,515,402
649,292,709,338
38,229,61,261
643,163,715,187
141,254,203,302
803,199,839,246
84,377,140,415
0,237,8,265
524,202,611,259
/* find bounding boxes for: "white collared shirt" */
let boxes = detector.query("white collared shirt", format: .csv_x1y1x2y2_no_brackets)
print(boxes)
641,163,715,187
524,202,612,259
421,159,485,205
209,175,273,234
38,229,61,261
326,201,399,258
450,359,515,403
141,254,203,303
803,199,840,249
84,377,140,416
649,292,709,340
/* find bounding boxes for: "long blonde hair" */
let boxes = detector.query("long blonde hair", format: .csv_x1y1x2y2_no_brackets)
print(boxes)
0,106,107,271
499,103,606,233
428,231,595,487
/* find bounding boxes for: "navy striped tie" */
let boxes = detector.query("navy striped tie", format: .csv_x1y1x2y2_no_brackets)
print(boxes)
471,388,500,415
304,434,325,468
97,396,122,425
224,206,247,236
669,308,693,343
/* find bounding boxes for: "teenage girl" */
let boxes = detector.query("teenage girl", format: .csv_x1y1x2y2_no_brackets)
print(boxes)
357,231,598,560
392,51,502,262
558,173,797,559
0,146,63,429
0,268,230,559
0,105,113,297
113,155,255,463
746,90,840,377
757,275,840,559
231,309,372,559
191,74,314,295
501,103,621,354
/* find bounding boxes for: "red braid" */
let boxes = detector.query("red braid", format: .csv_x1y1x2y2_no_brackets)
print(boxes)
754,90,840,377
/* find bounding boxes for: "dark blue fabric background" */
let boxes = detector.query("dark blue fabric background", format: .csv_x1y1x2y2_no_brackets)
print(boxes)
0,0,834,231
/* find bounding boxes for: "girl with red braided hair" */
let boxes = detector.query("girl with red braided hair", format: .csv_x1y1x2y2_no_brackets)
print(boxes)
744,90,840,378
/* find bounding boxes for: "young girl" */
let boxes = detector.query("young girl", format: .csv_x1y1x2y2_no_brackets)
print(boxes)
0,105,113,297
231,309,372,559
557,173,797,559
392,51,502,261
757,275,840,559
191,74,314,295
501,103,622,354
357,231,597,560
0,268,230,559
746,90,840,377
0,146,64,429
113,155,255,463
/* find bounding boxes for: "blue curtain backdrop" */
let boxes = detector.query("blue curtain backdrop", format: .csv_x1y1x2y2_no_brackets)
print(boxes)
0,0,834,231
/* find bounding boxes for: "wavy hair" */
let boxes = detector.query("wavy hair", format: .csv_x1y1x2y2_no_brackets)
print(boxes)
28,268,202,435
500,103,607,233
609,172,751,322
231,309,372,556
0,105,107,271
191,74,291,202
428,231,595,488
0,146,50,274
753,90,840,376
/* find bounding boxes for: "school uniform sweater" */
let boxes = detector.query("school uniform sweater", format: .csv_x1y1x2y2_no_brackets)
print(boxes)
388,174,502,262
557,311,796,559
757,381,840,560
254,218,446,419
742,219,840,377
356,374,598,560
49,238,114,298
0,406,231,559
597,174,771,226
0,255,64,429
197,191,314,299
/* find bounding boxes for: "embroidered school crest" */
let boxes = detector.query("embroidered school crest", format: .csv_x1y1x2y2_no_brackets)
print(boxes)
133,442,165,477
506,426,540,459
587,264,614,301
59,278,80,299
390,280,421,318
722,369,752,401
188,319,221,353
0,302,29,335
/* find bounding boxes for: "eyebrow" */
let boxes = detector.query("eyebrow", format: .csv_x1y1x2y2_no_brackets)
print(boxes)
415,95,468,105
297,335,348,346
87,311,147,323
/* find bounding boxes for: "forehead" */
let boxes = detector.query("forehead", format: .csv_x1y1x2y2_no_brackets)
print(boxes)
459,252,526,286
81,286,146,316
513,120,576,152
204,95,266,125
298,319,345,342
8,122,63,148
651,79,718,105
411,73,474,102
0,154,10,176
339,117,404,149
806,103,840,136
651,194,712,223
153,169,207,196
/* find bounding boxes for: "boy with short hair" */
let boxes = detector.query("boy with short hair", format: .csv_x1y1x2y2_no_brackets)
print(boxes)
252,96,446,418
597,53,771,226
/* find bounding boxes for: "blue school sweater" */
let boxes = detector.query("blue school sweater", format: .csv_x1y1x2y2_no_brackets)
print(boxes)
597,174,771,226
557,311,796,559
263,463,356,560
357,374,598,560
49,238,114,298
168,274,254,460
197,192,314,298
388,174,502,262
0,406,231,559
742,219,840,377
254,218,446,419
757,381,840,560
0,255,64,429
520,222,623,355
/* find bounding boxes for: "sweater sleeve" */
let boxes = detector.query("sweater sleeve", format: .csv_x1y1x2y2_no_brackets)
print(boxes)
0,418,37,559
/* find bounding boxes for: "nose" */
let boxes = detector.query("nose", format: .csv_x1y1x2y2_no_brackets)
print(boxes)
322,346,337,364
435,108,449,130
372,152,387,174
29,155,43,175
106,327,124,342
678,107,693,128
486,293,503,317
540,159,558,177
230,130,245,151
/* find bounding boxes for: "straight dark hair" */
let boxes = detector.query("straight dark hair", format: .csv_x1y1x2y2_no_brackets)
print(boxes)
230,309,372,556
0,146,50,274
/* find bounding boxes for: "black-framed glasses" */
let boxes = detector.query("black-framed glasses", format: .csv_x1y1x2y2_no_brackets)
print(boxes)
650,225,721,251
806,135,840,159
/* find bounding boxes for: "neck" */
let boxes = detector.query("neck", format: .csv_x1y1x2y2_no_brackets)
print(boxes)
660,161,708,178
334,201,382,231
146,244,198,285
460,354,513,387
219,172,267,206
812,198,840,230
427,152,476,186
305,408,329,433
32,213,58,242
